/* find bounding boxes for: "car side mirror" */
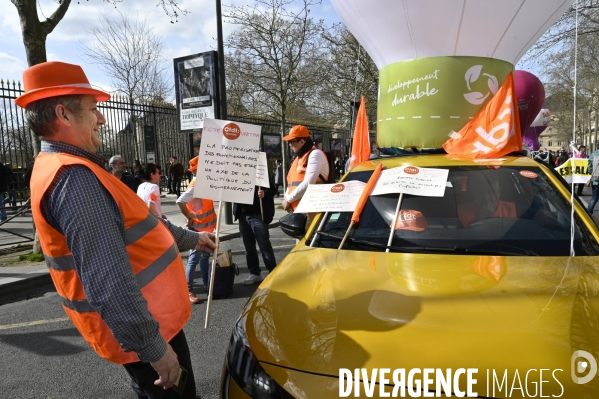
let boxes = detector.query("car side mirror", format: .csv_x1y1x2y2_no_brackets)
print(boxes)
279,213,307,239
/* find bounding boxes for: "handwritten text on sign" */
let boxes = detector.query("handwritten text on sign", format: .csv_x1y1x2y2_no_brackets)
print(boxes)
255,152,270,187
195,118,261,204
370,166,449,197
294,181,367,213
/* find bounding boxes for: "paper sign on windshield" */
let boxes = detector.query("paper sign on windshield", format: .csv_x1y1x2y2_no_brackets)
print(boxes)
255,152,270,188
195,118,261,204
294,181,367,213
370,166,449,197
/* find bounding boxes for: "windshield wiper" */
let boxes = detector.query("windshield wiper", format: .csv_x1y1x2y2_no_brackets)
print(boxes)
317,232,398,251
318,232,538,256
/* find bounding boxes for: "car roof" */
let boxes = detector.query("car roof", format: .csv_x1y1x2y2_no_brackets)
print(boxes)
349,153,539,172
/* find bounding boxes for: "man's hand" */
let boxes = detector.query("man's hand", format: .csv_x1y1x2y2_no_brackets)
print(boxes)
282,199,292,213
186,214,195,228
195,232,217,252
150,344,179,390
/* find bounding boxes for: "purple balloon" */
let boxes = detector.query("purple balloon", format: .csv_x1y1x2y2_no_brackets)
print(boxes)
515,70,545,134
523,126,546,151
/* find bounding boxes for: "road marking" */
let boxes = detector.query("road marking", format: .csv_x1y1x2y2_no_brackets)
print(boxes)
0,317,69,331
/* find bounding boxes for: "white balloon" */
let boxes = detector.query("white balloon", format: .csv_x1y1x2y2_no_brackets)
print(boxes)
531,107,551,127
330,0,575,69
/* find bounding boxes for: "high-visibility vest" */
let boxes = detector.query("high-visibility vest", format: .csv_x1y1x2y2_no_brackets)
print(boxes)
286,146,329,210
30,152,190,364
186,180,216,232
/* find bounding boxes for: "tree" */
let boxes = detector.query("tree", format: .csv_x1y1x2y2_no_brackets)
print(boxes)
318,24,378,130
10,0,186,156
224,0,326,191
80,12,170,103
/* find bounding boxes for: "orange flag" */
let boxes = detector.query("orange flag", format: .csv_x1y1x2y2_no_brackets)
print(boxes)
349,96,370,169
351,163,383,224
443,72,522,158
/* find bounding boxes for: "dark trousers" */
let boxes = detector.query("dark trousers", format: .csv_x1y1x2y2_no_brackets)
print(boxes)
238,214,277,275
166,177,173,193
172,177,182,197
123,330,196,399
589,184,599,214
576,183,585,196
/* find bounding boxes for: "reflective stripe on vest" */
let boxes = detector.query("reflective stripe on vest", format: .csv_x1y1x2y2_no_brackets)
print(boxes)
30,152,190,365
286,146,328,210
186,180,217,232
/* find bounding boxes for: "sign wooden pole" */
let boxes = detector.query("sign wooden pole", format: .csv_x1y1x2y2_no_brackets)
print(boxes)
205,200,224,328
386,193,404,253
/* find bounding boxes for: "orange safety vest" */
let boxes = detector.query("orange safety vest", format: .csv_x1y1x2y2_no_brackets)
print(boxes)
286,146,329,210
30,152,190,364
457,200,517,228
186,180,216,232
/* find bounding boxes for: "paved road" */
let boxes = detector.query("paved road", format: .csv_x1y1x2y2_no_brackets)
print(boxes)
0,228,297,399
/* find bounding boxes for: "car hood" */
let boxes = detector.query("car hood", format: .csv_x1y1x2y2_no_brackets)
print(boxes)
241,246,599,396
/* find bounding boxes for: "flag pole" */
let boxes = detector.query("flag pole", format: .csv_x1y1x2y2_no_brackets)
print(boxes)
205,199,224,328
386,193,404,253
338,163,383,250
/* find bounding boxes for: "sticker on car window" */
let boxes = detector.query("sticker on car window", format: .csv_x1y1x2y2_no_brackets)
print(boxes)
520,170,538,179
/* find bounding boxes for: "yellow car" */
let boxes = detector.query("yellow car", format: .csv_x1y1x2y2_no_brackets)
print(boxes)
221,153,599,399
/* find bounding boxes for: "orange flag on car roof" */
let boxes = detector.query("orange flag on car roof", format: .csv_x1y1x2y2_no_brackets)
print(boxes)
443,71,522,158
349,96,370,169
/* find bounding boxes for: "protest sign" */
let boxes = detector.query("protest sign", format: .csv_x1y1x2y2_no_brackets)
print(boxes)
370,166,449,197
195,118,261,204
256,152,270,187
294,181,367,213
555,158,591,184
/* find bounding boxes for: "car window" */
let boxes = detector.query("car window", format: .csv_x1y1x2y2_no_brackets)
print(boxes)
309,165,599,256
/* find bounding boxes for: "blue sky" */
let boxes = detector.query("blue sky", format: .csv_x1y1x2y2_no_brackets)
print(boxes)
0,0,342,93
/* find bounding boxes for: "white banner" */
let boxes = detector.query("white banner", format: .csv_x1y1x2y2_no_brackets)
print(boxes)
371,166,449,197
195,118,262,204
255,152,270,188
294,181,367,213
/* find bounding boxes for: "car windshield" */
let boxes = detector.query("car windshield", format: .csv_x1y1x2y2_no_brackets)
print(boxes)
308,165,599,256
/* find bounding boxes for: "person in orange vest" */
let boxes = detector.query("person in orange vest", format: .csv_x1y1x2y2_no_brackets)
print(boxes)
281,125,329,212
176,156,217,304
457,177,517,228
16,61,216,398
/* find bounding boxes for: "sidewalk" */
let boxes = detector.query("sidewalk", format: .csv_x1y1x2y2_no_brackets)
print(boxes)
0,192,289,298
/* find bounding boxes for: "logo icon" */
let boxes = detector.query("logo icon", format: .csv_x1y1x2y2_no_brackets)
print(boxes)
404,166,419,175
463,65,499,105
331,184,345,193
223,122,241,140
571,350,597,384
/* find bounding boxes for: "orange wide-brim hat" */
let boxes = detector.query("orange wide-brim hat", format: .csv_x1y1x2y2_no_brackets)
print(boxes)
15,61,111,108
282,125,311,141
189,156,199,172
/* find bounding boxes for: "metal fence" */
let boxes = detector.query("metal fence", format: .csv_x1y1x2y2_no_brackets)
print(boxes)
0,79,351,208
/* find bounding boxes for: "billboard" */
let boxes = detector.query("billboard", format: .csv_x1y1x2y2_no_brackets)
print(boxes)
173,51,219,133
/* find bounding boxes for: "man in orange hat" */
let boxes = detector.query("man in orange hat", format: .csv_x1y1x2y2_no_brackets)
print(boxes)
17,61,216,398
282,125,330,212
176,156,217,304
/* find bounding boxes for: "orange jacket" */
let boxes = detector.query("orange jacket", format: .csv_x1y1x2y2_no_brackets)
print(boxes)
30,152,190,364
286,146,329,210
457,200,517,228
186,180,216,232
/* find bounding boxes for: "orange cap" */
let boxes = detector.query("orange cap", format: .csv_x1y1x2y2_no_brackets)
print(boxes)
282,125,311,141
189,156,199,172
392,210,428,232
15,62,110,108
